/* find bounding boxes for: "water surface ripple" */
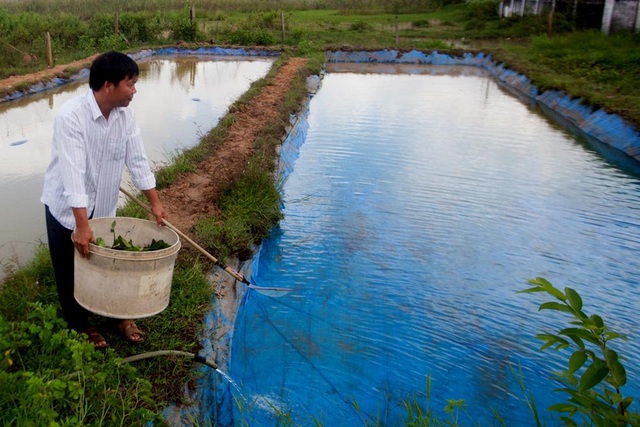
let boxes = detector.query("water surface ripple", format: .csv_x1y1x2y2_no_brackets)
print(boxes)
230,67,640,426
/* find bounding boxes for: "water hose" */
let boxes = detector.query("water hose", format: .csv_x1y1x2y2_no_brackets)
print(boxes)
121,350,218,370
119,187,290,296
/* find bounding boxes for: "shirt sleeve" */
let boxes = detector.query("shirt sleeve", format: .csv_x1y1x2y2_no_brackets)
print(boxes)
124,109,156,191
56,112,89,208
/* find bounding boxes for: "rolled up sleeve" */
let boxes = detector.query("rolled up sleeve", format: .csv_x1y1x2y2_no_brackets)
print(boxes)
57,114,89,208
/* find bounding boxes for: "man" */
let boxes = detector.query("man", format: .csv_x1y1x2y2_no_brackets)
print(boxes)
41,51,166,349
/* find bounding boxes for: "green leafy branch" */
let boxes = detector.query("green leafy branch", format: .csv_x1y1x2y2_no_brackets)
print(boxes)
520,277,639,427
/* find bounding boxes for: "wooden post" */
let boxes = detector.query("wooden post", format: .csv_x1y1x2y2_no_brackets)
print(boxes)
548,0,556,36
45,32,53,68
114,10,119,34
281,11,286,43
395,16,399,46
190,5,196,24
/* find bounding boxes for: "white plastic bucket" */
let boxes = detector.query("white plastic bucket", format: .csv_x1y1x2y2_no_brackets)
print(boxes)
74,217,181,319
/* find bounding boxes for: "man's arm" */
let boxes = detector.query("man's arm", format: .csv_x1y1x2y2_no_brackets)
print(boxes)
142,188,167,225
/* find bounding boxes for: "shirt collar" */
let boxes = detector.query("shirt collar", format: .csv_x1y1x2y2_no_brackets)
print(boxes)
87,90,103,121
87,90,123,122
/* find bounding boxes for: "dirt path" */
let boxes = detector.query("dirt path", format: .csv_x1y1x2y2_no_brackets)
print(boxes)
0,55,99,93
158,57,308,234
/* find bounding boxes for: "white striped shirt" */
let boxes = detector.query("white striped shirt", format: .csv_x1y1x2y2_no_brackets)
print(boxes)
41,90,155,230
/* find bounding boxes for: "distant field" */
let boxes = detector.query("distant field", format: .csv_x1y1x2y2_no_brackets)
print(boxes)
0,0,638,128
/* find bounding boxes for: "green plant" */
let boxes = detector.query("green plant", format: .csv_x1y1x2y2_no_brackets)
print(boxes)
520,278,639,426
412,19,430,28
193,162,283,262
466,0,500,20
0,302,161,425
349,20,372,31
169,9,198,42
227,28,276,45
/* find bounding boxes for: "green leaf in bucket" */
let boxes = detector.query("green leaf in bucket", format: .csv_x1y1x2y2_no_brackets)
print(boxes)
97,220,170,251
147,239,171,251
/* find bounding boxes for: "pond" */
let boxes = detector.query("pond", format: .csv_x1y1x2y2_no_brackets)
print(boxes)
0,55,274,278
228,63,640,426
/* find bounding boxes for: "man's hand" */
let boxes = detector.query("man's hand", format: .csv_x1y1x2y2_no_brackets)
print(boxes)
72,208,94,258
150,202,167,226
142,188,167,226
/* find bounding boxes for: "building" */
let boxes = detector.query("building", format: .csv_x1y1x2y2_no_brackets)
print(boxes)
500,0,640,33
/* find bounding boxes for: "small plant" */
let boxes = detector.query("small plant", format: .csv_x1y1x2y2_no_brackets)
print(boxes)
349,20,372,32
520,278,639,426
412,19,431,28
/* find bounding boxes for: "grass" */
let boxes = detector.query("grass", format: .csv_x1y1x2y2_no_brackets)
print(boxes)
492,31,640,126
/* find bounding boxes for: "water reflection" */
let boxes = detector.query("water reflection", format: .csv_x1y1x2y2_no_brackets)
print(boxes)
231,65,640,426
0,55,274,276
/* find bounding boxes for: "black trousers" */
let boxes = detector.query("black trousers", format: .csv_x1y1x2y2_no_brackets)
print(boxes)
44,205,93,331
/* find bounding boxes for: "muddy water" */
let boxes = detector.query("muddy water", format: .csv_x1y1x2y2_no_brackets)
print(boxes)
0,56,274,277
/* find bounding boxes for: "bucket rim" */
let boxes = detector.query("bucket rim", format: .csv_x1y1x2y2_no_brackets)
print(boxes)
88,239,181,260
74,217,182,260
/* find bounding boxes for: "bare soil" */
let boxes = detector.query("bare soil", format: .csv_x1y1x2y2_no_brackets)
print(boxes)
158,57,308,235
0,55,99,93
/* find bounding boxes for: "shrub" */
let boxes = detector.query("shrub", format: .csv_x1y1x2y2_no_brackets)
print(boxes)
349,20,372,31
227,28,275,46
119,12,164,44
467,0,500,20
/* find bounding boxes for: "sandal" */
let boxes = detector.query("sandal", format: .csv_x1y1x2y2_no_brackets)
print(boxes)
83,327,110,349
118,320,145,344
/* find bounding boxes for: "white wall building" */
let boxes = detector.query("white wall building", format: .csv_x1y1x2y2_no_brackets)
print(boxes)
500,0,640,33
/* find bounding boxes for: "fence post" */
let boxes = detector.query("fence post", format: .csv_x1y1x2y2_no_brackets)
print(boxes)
190,5,196,24
281,11,286,43
45,32,53,67
114,10,119,34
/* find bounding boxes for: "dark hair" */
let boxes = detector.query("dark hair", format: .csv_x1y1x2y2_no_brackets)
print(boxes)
89,51,139,91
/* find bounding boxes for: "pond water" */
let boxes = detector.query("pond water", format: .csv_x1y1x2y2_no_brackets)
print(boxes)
0,56,274,277
229,64,640,426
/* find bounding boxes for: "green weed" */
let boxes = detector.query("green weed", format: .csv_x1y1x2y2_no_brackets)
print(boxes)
0,303,161,425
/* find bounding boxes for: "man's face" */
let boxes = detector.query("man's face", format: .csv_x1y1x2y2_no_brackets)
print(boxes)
109,75,138,107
